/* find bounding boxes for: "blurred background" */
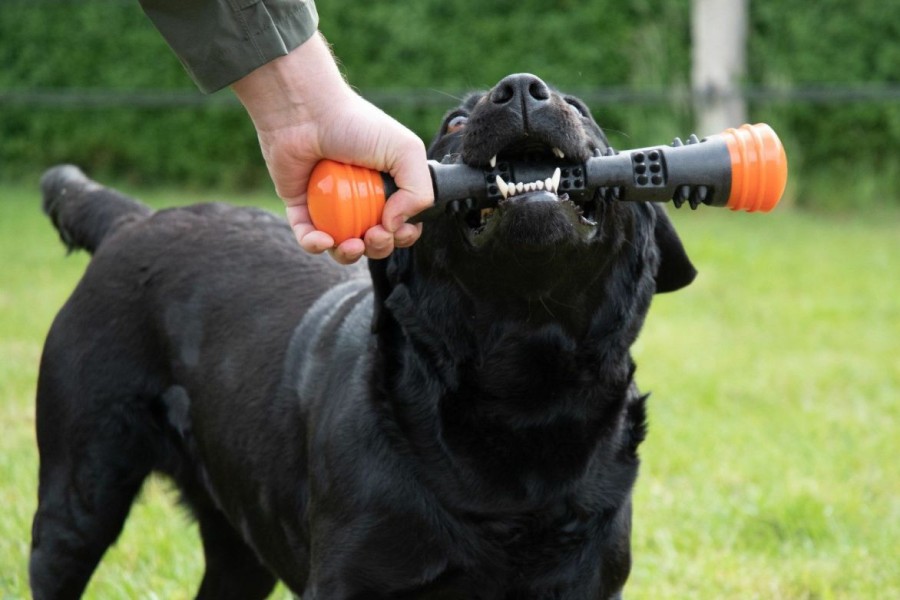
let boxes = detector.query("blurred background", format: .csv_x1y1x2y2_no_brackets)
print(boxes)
1,0,898,208
1,1,898,598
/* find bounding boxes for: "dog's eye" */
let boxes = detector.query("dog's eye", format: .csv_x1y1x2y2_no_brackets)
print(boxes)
446,114,468,134
565,98,589,118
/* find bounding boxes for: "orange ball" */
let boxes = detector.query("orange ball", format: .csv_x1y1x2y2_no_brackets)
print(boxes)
308,160,388,243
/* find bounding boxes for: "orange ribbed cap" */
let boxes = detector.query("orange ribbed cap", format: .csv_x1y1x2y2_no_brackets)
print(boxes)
721,123,788,212
308,160,387,243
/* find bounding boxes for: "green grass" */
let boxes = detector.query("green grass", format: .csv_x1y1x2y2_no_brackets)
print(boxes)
1,180,898,598
630,209,899,598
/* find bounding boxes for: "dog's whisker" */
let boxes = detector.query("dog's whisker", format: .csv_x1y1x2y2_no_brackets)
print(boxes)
428,88,466,102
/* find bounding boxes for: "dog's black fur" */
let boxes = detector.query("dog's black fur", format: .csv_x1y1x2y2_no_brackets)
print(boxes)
30,74,697,599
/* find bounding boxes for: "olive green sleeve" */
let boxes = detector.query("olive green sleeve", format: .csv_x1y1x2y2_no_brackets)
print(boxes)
138,0,319,93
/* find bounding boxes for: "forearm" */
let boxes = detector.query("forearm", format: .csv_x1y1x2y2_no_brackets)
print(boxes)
231,32,354,134
138,0,319,93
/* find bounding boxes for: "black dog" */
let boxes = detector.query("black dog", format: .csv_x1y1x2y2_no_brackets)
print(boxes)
31,73,697,599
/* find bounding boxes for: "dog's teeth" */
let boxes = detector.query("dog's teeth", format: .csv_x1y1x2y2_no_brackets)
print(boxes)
501,178,559,195
552,168,561,192
489,155,497,169
496,175,508,199
553,147,565,159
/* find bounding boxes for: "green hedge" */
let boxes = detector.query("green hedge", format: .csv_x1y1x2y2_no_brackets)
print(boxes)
0,1,261,189
747,0,900,208
1,0,897,207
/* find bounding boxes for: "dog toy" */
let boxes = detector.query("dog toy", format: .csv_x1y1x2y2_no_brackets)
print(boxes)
308,123,787,243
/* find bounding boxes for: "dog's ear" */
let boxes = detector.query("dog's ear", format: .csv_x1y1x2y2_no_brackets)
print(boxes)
368,249,414,333
369,257,393,333
652,205,697,294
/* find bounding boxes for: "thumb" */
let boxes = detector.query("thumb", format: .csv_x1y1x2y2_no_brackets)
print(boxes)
381,139,434,233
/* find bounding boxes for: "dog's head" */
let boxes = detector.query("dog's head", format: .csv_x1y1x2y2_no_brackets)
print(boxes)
366,76,695,592
373,74,695,334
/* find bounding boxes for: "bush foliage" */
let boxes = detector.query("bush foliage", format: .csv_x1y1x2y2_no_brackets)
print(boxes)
1,0,897,206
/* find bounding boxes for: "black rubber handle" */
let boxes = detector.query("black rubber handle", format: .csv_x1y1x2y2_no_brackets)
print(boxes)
404,133,737,223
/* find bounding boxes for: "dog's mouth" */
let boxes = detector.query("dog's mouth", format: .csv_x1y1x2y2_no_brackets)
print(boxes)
425,74,613,250
449,140,602,247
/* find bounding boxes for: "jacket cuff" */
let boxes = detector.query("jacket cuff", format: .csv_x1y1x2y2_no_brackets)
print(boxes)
141,0,319,94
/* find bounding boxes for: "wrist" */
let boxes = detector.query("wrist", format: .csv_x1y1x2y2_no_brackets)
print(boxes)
231,32,354,133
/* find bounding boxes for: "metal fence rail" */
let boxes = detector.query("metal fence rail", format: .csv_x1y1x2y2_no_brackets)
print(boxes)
2,84,899,110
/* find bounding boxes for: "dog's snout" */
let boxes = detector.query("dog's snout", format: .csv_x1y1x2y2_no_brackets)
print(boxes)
490,73,551,109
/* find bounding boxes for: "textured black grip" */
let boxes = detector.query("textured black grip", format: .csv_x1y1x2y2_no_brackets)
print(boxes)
380,172,399,199
585,135,734,208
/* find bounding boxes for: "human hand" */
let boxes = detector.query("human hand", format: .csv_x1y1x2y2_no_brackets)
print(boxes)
232,33,433,264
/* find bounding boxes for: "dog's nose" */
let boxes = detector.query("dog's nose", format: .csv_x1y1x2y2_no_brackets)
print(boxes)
490,73,551,110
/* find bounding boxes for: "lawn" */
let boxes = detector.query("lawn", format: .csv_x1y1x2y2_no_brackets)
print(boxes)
1,179,898,599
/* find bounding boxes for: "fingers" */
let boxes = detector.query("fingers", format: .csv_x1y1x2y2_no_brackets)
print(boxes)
289,198,421,264
297,229,367,265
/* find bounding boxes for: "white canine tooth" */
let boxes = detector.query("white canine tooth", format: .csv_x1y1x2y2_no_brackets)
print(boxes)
489,155,497,168
545,177,554,192
536,180,544,190
495,175,508,199
553,147,565,159
552,168,561,192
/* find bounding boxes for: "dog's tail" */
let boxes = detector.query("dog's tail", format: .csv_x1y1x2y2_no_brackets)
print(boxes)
41,165,152,254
